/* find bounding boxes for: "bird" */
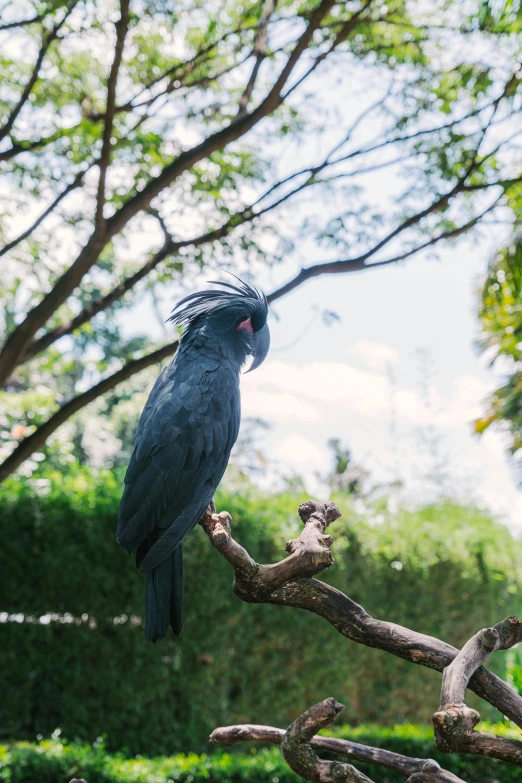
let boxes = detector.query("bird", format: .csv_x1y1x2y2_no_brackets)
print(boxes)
116,276,270,642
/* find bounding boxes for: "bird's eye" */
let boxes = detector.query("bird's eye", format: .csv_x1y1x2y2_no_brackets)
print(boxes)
239,313,248,321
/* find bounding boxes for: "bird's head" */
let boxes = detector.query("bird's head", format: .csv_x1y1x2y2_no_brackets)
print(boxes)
168,276,270,371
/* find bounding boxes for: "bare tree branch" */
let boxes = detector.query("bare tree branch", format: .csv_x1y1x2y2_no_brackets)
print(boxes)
0,340,179,485
267,193,503,304
95,0,129,227
237,0,277,118
199,501,522,727
0,14,42,30
433,616,522,766
212,711,464,782
206,500,522,776
281,698,376,783
0,167,90,258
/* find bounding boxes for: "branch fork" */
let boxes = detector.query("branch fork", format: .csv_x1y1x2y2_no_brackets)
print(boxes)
200,500,340,602
433,616,522,764
211,697,463,783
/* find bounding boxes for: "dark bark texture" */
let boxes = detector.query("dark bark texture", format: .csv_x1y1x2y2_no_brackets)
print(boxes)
202,501,522,780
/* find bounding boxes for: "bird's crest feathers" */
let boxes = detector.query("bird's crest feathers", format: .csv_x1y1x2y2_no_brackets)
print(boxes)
168,274,267,329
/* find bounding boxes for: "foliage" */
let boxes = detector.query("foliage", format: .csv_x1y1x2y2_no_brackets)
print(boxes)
1,470,521,756
476,236,522,477
325,438,368,495
0,366,159,472
4,724,522,783
1,0,522,478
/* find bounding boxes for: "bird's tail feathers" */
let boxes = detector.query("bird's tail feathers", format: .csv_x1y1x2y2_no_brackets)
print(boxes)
170,544,183,636
144,544,183,643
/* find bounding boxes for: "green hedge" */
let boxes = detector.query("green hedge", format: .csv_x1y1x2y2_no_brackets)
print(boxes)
1,470,522,755
3,726,522,783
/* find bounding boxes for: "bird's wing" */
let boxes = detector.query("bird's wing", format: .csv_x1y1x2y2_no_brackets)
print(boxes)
116,352,240,557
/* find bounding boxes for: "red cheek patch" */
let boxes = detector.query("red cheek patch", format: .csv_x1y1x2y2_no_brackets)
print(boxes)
237,318,253,334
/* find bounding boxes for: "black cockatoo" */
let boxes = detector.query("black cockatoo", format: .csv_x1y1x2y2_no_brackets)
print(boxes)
116,277,270,642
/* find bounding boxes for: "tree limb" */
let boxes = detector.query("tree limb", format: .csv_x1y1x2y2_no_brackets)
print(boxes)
281,698,375,782
0,340,178,485
433,616,522,766
267,194,503,303
0,22,264,163
199,501,522,728
0,128,69,163
1,198,503,488
7,151,505,372
95,0,129,227
237,0,277,118
0,14,42,30
22,236,177,360
0,167,90,258
211,698,464,782
281,0,374,102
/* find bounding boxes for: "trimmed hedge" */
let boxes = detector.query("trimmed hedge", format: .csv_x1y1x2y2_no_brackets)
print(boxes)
2,470,522,755
3,725,522,783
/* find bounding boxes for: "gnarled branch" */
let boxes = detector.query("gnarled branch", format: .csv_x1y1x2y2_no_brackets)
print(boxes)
200,501,522,728
433,616,522,766
211,697,464,782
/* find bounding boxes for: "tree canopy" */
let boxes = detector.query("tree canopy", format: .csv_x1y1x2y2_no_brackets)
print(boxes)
1,0,522,482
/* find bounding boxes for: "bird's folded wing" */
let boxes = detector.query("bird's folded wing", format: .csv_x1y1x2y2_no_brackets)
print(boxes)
116,355,239,554
137,407,240,572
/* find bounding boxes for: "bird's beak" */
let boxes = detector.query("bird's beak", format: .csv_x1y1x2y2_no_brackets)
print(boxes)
246,323,270,373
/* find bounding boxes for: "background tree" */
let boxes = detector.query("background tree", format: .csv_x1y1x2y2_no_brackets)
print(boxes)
475,235,522,477
1,0,522,483
326,438,367,495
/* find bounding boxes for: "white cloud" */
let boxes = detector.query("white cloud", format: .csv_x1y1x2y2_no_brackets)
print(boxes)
241,389,322,423
346,339,400,370
241,352,522,530
272,433,328,470
244,359,496,431
244,359,449,425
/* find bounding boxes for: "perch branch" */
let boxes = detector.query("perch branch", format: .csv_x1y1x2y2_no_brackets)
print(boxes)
201,500,340,598
433,616,522,766
210,698,463,782
200,502,522,729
